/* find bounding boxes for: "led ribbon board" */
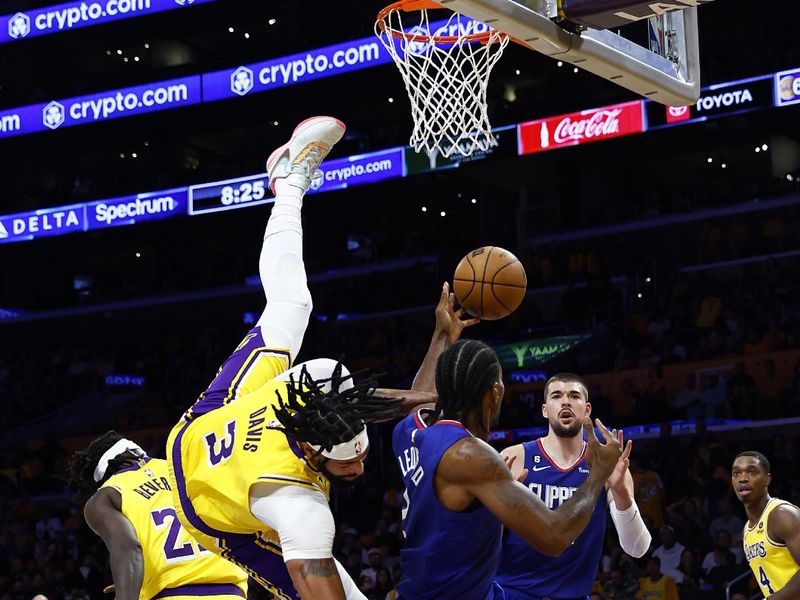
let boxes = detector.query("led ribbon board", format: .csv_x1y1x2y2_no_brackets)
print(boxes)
494,336,584,371
0,66,794,245
646,75,775,128
0,76,201,139
1,0,217,44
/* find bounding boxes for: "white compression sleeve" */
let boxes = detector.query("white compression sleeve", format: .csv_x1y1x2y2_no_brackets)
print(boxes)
335,558,367,600
257,178,312,362
249,483,335,562
249,484,366,599
609,498,652,557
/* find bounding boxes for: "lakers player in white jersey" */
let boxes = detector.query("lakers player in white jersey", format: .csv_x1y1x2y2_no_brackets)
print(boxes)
733,451,800,598
67,431,247,600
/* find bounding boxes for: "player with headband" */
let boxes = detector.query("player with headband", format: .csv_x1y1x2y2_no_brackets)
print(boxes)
166,116,435,600
67,431,248,600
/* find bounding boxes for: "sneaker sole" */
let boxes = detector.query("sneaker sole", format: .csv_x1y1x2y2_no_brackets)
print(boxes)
266,116,346,176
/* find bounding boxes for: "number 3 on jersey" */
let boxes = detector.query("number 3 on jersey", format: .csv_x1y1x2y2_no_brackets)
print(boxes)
151,508,209,563
759,565,775,594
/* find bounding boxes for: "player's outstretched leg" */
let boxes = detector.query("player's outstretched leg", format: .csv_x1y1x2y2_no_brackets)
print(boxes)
181,118,346,421
258,116,346,363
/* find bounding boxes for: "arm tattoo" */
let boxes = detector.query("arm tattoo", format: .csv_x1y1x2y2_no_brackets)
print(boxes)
298,558,338,580
493,481,527,511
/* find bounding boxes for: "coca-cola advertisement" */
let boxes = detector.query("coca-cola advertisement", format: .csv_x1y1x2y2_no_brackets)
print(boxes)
518,100,644,156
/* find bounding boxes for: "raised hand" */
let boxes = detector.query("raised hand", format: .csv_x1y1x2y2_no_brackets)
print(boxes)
503,452,529,483
434,282,480,346
583,417,624,482
606,428,633,492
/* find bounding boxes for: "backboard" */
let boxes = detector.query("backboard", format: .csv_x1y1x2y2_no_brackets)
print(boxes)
436,0,706,106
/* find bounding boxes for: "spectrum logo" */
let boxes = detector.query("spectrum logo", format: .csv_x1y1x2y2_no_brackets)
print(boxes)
231,66,254,96
8,13,30,39
43,101,66,129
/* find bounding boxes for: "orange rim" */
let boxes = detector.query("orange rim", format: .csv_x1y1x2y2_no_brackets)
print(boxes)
376,0,502,44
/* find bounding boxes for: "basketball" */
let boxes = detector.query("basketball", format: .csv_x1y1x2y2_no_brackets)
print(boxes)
453,246,527,320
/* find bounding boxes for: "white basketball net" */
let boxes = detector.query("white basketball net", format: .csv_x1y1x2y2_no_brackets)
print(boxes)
375,7,509,159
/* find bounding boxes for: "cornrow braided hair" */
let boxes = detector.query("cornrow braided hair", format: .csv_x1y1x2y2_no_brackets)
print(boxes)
66,430,145,506
268,362,400,453
435,339,501,422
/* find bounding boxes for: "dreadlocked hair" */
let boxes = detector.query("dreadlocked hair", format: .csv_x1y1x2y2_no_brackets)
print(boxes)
435,339,501,421
67,430,144,506
268,362,398,454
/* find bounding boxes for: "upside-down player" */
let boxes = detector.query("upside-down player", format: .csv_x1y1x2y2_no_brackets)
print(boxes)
166,116,432,600
733,451,800,599
68,431,247,600
495,373,651,599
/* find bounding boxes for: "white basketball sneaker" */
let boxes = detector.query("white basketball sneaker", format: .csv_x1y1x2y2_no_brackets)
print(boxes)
266,116,346,193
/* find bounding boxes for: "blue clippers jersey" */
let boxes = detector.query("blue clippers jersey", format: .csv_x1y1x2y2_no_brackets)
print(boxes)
394,418,502,600
495,439,607,598
393,408,435,493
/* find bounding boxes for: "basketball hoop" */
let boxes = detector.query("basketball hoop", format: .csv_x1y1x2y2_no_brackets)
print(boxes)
375,0,509,158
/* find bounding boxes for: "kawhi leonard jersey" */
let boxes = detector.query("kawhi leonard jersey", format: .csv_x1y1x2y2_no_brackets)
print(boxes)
393,408,436,497
394,418,503,600
101,458,247,600
743,498,800,597
495,439,607,599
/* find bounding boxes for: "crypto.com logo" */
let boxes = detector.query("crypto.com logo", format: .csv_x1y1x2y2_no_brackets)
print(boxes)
230,66,254,96
173,0,196,5
43,101,66,129
8,13,30,39
309,169,324,191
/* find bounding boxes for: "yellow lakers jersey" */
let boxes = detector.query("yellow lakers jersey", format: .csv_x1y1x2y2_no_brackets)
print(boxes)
168,377,331,536
633,470,665,529
101,458,247,600
743,498,800,597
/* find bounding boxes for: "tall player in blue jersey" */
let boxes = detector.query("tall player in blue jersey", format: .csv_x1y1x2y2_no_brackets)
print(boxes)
495,373,651,599
392,292,626,600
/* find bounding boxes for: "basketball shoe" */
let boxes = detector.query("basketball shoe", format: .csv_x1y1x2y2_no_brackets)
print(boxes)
266,116,346,194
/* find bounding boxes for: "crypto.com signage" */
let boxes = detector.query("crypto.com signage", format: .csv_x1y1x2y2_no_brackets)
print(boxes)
1,0,215,44
0,76,201,139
